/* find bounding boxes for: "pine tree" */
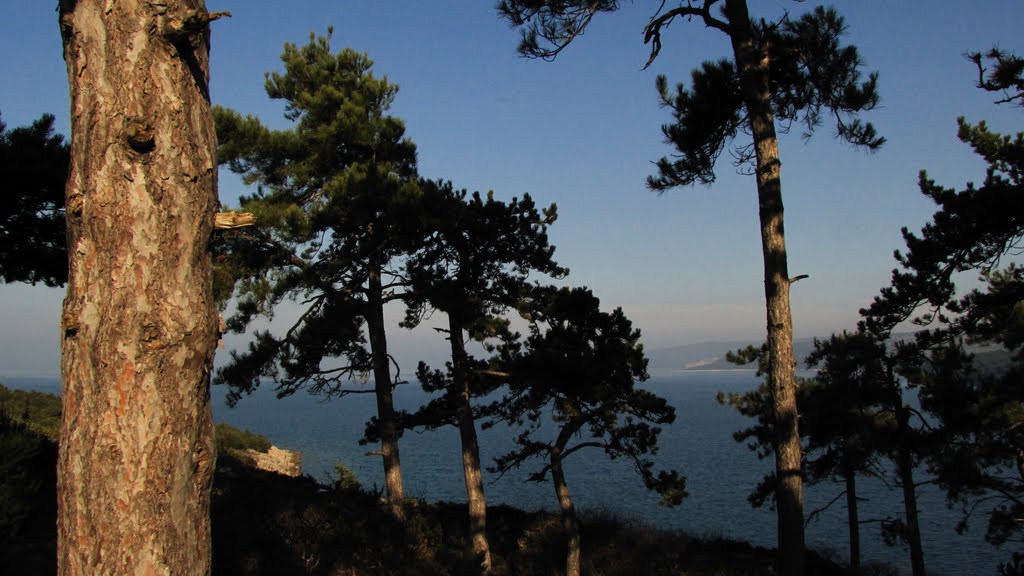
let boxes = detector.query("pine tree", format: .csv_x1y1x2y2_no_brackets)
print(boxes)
860,53,1024,568
913,268,1024,560
803,333,899,573
56,2,227,573
0,112,69,287
489,285,685,576
397,180,566,571
497,4,884,572
213,30,419,519
723,335,931,576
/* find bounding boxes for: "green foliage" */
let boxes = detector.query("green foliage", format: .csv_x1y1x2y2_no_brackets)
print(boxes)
489,285,686,507
861,117,1023,334
331,460,362,492
499,2,883,189
0,383,62,442
719,333,922,509
215,422,272,454
402,179,566,333
213,29,421,404
497,0,620,60
914,271,1024,547
0,112,69,287
802,333,891,478
858,54,1024,561
388,179,566,438
968,48,1024,107
649,6,882,191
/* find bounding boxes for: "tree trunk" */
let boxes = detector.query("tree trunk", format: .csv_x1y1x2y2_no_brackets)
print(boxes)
57,1,220,574
367,262,405,519
894,401,926,576
551,438,581,576
448,312,492,572
724,1,804,574
845,470,861,573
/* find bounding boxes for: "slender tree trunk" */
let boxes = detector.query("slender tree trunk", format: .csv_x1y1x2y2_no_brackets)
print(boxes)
845,470,861,573
367,261,405,519
448,312,491,572
57,1,220,574
724,1,804,574
894,402,926,576
551,436,581,576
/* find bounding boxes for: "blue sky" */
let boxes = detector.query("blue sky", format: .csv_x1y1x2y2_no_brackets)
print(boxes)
1,1,1022,378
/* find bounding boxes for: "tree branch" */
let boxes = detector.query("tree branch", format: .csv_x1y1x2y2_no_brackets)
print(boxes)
643,1,728,69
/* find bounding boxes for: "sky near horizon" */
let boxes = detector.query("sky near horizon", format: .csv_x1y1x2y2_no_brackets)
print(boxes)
0,1,1022,378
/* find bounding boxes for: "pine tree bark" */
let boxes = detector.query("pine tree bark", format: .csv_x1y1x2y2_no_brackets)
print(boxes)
551,427,582,576
56,1,220,574
724,1,805,574
448,312,492,572
844,470,861,572
367,263,406,519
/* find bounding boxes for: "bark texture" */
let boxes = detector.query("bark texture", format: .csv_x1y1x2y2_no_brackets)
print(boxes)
551,434,581,576
57,1,220,574
449,314,492,572
367,264,405,519
724,1,804,574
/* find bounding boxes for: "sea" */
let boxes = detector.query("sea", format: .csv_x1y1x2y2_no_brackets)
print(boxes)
4,371,1006,575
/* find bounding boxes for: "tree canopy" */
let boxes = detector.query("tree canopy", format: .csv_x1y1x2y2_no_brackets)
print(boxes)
394,178,566,570
212,29,421,517
648,6,882,191
490,285,685,505
497,5,885,572
488,284,684,576
0,113,69,287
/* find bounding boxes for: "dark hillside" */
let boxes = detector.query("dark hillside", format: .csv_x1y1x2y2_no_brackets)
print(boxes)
0,384,857,575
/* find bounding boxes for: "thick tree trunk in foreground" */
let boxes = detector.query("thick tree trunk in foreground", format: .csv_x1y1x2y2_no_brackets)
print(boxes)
367,264,406,519
57,1,220,574
724,1,805,574
845,471,861,572
448,313,492,572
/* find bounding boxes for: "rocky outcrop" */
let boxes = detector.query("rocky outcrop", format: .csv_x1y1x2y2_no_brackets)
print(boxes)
242,446,302,477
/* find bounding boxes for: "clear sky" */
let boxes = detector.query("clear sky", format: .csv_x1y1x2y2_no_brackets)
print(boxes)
0,1,1022,378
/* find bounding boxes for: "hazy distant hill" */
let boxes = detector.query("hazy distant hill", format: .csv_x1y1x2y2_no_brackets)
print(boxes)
647,334,1013,376
646,338,817,376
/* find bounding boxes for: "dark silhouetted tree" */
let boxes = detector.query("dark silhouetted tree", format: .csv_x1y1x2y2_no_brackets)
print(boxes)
397,180,566,571
0,112,69,286
722,333,931,575
860,53,1024,569
213,30,419,519
861,47,1022,336
803,332,895,573
497,4,884,572
489,285,685,576
969,48,1024,108
914,268,1024,562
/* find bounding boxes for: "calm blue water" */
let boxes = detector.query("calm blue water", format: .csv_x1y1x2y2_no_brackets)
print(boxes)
5,372,1003,575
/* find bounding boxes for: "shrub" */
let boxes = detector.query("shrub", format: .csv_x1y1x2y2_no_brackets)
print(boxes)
332,461,362,492
0,384,62,441
215,423,272,453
